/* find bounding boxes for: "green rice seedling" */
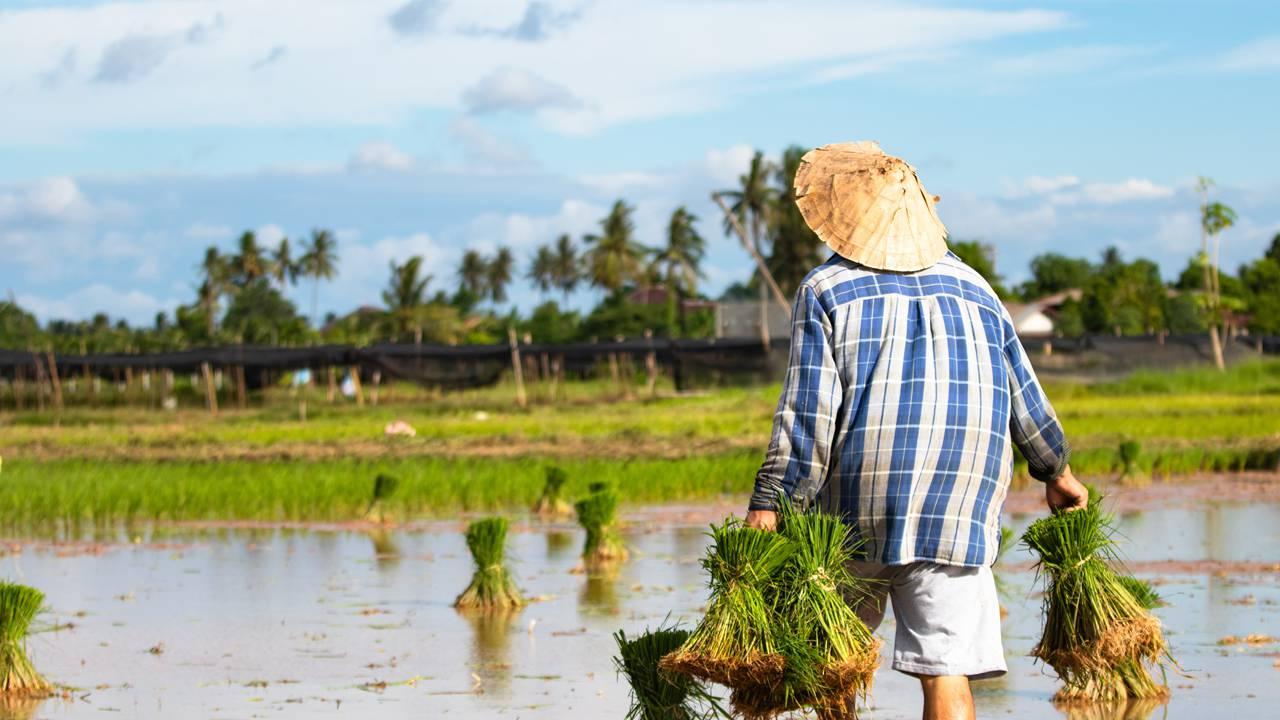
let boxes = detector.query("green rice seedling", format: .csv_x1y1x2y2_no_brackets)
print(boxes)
0,582,50,697
531,466,573,517
1118,576,1162,610
454,517,525,610
660,520,796,690
613,625,727,720
575,489,628,568
363,473,400,524
587,481,613,494
1022,491,1169,704
729,507,881,719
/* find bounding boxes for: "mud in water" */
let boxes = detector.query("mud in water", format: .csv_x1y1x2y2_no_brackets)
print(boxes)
2,476,1278,719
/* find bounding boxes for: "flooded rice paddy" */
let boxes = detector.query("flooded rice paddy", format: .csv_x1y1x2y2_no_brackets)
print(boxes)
2,477,1278,719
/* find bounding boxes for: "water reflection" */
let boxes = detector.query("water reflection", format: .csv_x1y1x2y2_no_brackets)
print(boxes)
578,572,621,616
366,530,401,571
0,697,45,720
462,609,518,697
1059,697,1168,720
544,530,575,561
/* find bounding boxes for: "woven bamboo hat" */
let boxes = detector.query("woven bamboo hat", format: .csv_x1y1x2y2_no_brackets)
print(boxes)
794,141,948,272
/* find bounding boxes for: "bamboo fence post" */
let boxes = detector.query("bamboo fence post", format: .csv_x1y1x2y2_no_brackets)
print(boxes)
548,355,561,403
200,361,218,416
348,365,365,406
46,350,64,412
327,366,337,403
508,326,527,409
13,366,24,411
643,329,658,397
620,352,636,401
235,365,248,410
608,351,620,397
371,370,381,406
31,353,46,412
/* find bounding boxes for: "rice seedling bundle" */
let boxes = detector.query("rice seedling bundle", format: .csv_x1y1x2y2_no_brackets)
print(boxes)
659,520,796,690
364,473,400,524
575,489,628,567
1117,441,1146,484
454,517,525,610
0,582,50,697
1022,493,1169,704
613,625,727,720
728,509,881,719
531,466,572,516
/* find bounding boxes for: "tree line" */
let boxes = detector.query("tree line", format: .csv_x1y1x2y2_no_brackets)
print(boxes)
2,158,1278,353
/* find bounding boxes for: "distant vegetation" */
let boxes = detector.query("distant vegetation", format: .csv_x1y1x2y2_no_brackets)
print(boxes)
1,156,1275,354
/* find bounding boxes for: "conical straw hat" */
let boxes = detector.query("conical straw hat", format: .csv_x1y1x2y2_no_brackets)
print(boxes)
794,141,948,272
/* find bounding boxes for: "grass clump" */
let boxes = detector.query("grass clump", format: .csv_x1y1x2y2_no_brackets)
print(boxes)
1117,441,1147,485
729,508,881,719
454,517,525,610
613,625,727,720
660,520,796,689
575,489,628,568
531,466,573,517
1022,490,1170,704
0,582,50,697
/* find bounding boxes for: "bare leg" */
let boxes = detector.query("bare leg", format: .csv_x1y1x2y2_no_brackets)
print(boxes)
919,675,975,720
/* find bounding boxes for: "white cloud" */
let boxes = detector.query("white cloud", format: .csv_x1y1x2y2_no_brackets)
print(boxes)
254,223,286,246
1,0,1066,140
250,45,288,71
348,141,414,172
466,199,605,252
0,177,95,224
323,232,452,311
183,222,232,240
1217,35,1280,72
578,172,670,195
462,66,581,114
18,283,179,324
1004,175,1173,205
703,145,755,187
449,116,533,168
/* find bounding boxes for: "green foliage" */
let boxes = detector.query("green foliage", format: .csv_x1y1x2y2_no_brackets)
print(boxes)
1239,256,1280,334
523,301,581,344
949,240,1010,298
0,581,49,695
1020,254,1094,299
613,625,727,720
454,517,525,610
221,279,310,345
767,146,826,297
1117,576,1162,610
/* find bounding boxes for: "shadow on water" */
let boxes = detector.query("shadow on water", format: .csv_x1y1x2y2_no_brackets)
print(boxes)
366,530,400,571
578,570,621,616
461,609,519,698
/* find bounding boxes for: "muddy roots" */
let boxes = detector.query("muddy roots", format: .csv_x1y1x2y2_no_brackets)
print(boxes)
658,649,786,690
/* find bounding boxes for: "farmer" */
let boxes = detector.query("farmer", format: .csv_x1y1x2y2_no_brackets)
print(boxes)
744,142,1087,720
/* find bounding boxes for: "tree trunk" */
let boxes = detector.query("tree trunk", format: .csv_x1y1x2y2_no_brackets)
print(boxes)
1209,324,1225,371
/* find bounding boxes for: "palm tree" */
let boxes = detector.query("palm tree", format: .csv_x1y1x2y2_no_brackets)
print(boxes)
720,150,777,326
1196,177,1236,370
528,244,556,297
232,231,267,284
382,256,432,342
197,246,230,337
583,200,648,292
653,207,706,336
768,145,825,296
550,233,581,302
487,247,514,305
300,229,339,325
271,237,299,288
458,249,489,300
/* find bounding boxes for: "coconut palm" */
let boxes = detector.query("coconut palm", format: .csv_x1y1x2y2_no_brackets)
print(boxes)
197,246,230,336
300,228,339,325
528,244,556,297
1195,177,1236,370
720,151,777,323
550,233,581,301
458,249,489,299
232,231,267,284
270,237,299,288
768,145,826,296
383,256,432,342
583,200,648,292
488,247,514,305
652,207,706,336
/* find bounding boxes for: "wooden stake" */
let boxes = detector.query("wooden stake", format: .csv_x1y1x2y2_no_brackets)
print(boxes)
235,365,248,410
508,326,527,408
327,366,337,403
548,355,561,402
371,370,381,406
32,353,46,412
46,350,64,411
13,366,24,411
349,365,365,406
620,352,635,401
201,361,218,416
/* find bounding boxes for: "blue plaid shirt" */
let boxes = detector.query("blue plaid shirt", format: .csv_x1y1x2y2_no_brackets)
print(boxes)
750,252,1070,568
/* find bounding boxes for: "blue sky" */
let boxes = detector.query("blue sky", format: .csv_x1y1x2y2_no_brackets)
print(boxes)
1,0,1278,324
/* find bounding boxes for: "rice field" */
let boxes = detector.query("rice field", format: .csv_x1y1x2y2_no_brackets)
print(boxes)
0,360,1277,526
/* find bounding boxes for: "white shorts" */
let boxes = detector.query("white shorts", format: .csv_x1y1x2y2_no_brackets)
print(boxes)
847,560,1007,680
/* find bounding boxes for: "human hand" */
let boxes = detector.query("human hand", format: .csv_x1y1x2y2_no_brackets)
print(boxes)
1046,466,1087,512
744,509,778,532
